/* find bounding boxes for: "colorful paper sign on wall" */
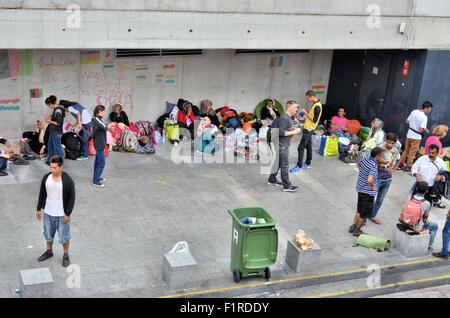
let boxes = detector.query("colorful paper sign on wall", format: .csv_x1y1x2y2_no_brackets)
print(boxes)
8,50,21,77
22,50,33,76
154,63,177,86
311,85,326,95
81,50,101,65
0,99,21,111
30,89,43,98
103,49,115,69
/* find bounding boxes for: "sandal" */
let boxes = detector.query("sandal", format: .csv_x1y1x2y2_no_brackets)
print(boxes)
370,218,383,225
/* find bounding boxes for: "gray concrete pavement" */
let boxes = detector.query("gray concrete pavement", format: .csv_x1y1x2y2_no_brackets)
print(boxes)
0,139,448,297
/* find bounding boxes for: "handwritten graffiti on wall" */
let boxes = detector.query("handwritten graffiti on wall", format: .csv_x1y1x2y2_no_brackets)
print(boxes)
94,85,132,109
37,56,77,69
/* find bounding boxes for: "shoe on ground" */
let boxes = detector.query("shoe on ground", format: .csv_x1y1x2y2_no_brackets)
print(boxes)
302,163,312,169
348,224,356,233
432,252,449,260
100,177,106,182
283,185,298,192
427,247,433,254
289,166,302,173
433,202,446,209
62,254,70,268
0,171,8,177
268,181,283,187
76,156,88,161
90,181,105,188
38,250,54,262
352,229,365,237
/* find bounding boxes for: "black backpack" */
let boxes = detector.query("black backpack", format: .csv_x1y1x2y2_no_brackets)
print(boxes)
62,132,82,160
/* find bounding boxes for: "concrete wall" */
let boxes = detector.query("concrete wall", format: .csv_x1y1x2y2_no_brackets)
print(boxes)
1,0,450,49
0,49,332,138
418,50,450,146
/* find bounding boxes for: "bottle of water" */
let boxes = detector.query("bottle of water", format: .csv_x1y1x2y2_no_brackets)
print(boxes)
162,129,166,143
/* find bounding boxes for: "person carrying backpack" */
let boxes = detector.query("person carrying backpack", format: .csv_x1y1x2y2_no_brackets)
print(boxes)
399,181,438,253
91,105,114,188
44,95,65,165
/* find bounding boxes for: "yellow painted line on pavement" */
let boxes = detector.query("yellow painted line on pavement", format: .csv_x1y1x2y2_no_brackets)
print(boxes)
159,258,444,298
306,274,450,298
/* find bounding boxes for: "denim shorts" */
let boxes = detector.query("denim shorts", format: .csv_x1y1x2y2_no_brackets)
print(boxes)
43,213,71,245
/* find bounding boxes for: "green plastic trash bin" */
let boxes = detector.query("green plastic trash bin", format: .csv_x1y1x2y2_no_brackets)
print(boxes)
228,207,278,283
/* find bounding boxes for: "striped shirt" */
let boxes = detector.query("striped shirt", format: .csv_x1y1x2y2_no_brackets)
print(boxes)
356,156,378,196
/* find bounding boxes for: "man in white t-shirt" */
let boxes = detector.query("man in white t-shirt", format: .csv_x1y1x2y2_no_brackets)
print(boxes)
399,101,433,172
36,156,76,268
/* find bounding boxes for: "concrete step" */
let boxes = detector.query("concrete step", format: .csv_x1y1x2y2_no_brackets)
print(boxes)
255,264,450,298
160,258,450,298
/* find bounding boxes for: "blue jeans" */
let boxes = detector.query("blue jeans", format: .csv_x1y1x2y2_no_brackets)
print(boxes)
81,123,92,157
43,213,71,245
371,178,392,219
423,221,438,249
441,217,450,257
93,149,105,183
0,157,7,171
47,132,64,164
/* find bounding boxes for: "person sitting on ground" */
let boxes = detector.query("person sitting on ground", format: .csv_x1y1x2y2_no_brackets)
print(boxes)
28,120,50,160
433,209,450,259
177,101,197,140
330,107,350,138
109,104,130,127
200,99,220,127
0,148,8,177
196,116,221,154
260,98,280,121
369,118,385,147
411,144,448,209
398,181,438,253
425,125,449,158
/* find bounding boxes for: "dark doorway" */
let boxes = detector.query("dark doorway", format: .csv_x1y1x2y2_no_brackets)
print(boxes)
355,51,392,126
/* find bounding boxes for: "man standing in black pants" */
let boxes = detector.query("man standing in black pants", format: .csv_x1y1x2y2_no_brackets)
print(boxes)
36,156,76,268
268,100,301,192
290,90,323,173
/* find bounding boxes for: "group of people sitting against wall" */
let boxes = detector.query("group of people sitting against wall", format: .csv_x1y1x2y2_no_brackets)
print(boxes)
313,102,449,258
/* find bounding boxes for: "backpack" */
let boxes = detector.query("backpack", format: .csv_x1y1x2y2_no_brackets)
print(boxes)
120,129,137,149
62,132,82,160
399,198,423,228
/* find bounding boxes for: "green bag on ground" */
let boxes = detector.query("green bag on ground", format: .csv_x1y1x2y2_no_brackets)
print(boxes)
355,234,391,252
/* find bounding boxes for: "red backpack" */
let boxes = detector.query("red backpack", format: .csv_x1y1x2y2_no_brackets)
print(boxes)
399,199,423,227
